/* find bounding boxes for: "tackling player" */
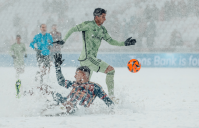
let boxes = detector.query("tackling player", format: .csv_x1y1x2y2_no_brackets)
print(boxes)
52,53,114,114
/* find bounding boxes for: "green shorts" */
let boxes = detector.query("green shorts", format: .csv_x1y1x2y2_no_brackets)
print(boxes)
80,56,109,74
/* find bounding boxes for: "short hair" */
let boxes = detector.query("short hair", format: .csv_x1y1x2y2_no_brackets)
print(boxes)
93,8,107,17
76,66,91,78
16,35,21,38
40,24,46,28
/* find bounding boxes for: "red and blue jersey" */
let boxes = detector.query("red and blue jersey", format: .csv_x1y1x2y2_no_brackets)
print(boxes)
55,67,114,108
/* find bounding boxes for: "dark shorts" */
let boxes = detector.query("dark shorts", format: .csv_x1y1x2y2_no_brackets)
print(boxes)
36,51,50,67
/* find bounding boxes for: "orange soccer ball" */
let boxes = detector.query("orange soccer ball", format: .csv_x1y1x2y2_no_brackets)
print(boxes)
127,59,141,73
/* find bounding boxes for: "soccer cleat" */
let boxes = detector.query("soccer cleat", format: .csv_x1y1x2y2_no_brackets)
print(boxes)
15,79,21,98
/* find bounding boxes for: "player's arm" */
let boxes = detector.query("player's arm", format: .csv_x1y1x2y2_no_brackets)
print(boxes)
23,43,27,58
103,27,136,46
103,31,125,46
94,83,114,107
54,53,73,89
54,22,89,45
9,45,16,59
29,35,38,50
62,27,77,43
63,22,89,42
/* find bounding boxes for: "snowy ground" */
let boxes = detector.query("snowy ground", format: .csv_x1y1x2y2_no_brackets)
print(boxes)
0,67,199,128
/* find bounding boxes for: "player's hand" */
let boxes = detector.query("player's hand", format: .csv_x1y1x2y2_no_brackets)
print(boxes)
24,54,27,58
52,40,65,45
54,53,65,67
12,55,16,59
124,37,136,46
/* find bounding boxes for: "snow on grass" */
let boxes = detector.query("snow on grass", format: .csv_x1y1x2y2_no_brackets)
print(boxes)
0,67,198,128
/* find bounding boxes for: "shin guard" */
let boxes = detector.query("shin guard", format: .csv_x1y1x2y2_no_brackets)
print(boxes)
106,70,115,96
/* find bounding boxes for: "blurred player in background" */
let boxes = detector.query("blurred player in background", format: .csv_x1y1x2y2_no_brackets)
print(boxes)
30,24,53,84
53,8,136,101
9,35,27,97
49,24,62,62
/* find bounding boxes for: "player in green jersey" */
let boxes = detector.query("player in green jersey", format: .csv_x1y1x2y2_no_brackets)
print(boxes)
53,8,136,99
10,35,27,97
10,35,27,78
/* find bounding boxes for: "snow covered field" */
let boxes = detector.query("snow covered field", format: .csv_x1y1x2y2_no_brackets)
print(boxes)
0,67,199,128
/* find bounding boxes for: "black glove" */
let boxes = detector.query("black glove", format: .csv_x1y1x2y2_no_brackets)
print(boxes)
24,54,27,58
54,53,65,67
12,55,16,59
52,40,65,45
124,37,136,46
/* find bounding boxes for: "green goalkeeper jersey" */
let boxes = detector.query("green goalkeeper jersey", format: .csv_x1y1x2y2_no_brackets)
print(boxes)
63,20,125,61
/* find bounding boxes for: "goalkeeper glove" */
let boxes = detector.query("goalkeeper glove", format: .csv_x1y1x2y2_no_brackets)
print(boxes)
124,37,136,46
52,40,65,45
54,53,65,67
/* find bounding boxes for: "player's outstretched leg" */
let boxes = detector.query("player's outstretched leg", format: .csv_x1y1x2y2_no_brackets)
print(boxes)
80,58,117,99
105,67,120,104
